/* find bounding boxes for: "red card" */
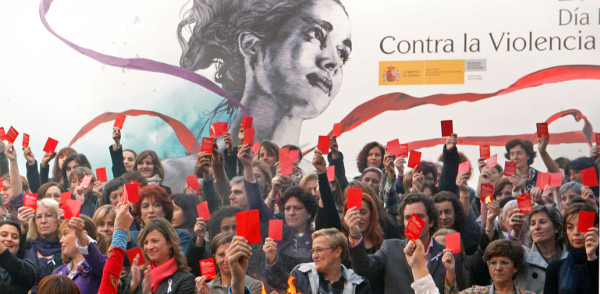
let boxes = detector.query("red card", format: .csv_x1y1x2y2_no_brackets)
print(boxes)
577,210,595,232
5,127,19,143
404,213,425,241
129,181,142,188
22,133,30,147
346,188,363,209
398,144,409,157
408,150,422,168
318,136,330,155
43,137,58,153
536,172,550,189
243,128,255,145
121,187,128,205
200,137,214,155
236,209,261,244
60,192,72,208
268,219,283,241
387,139,401,156
458,161,470,175
596,133,600,145
549,172,563,187
196,201,211,220
241,116,253,129
504,161,517,177
95,167,108,183
486,154,498,169
480,145,491,159
0,180,3,191
280,160,293,175
480,184,494,203
446,232,461,253
580,167,599,187
126,247,146,266
289,150,300,163
441,120,453,137
0,127,5,141
326,166,335,182
516,193,532,214
114,114,126,129
199,258,217,280
23,193,38,211
536,122,549,138
186,174,200,190
124,183,140,202
209,122,228,138
251,141,260,153
332,123,342,137
80,175,93,189
279,147,290,162
63,199,82,219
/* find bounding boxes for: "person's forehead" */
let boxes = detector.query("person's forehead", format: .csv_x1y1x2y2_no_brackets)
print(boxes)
436,201,453,211
0,224,18,234
405,202,426,214
363,171,380,179
231,182,244,190
312,236,330,247
489,255,511,261
216,242,231,254
296,1,350,34
285,197,304,207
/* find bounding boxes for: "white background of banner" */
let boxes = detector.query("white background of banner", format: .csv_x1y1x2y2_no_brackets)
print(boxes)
2,0,599,186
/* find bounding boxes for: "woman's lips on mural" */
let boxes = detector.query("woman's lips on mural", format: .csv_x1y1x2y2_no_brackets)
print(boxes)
307,73,332,96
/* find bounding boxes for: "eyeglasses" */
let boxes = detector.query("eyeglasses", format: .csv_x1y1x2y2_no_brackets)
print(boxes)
35,214,57,220
487,260,513,268
311,247,334,255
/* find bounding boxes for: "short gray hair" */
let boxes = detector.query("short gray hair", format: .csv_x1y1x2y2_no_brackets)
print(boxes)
559,181,582,196
229,176,244,186
501,199,518,221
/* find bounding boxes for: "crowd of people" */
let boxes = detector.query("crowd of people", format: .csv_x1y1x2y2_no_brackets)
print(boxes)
0,124,598,294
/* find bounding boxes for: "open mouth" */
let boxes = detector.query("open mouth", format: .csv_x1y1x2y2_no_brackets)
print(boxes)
307,73,332,96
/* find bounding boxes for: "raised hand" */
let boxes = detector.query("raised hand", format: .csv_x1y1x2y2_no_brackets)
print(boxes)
312,150,327,174
343,207,361,236
446,134,457,151
263,237,278,264
23,147,36,165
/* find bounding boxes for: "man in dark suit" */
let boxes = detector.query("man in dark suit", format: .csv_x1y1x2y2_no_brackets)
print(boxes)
346,193,466,294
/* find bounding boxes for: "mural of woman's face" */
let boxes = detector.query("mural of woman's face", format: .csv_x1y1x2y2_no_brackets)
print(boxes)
252,0,351,118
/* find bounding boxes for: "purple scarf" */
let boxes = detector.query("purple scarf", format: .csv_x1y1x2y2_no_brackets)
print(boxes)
30,237,61,257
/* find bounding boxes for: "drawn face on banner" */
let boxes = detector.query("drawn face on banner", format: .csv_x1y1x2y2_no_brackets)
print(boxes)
251,0,351,118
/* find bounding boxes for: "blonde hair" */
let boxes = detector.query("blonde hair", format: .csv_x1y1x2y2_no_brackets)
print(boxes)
27,198,60,241
299,173,318,187
312,228,348,261
59,215,109,262
92,205,116,227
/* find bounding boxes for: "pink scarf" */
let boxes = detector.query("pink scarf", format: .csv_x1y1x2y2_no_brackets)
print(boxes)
150,257,177,293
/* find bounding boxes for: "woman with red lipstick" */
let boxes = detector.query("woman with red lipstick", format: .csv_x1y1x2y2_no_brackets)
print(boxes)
0,219,35,293
125,218,195,294
544,203,598,294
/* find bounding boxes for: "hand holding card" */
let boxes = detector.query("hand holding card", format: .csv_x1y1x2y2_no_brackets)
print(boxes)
186,174,201,191
516,193,532,214
126,247,146,266
408,151,422,168
318,136,330,155
504,161,517,177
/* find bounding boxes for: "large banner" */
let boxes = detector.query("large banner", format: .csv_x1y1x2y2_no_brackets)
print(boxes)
3,0,599,191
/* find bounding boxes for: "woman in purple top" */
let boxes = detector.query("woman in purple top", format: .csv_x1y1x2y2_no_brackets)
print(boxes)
52,215,108,293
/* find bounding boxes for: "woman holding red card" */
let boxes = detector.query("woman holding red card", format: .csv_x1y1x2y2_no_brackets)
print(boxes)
52,216,108,293
544,203,598,294
196,232,263,294
69,167,101,218
125,218,195,294
22,198,64,294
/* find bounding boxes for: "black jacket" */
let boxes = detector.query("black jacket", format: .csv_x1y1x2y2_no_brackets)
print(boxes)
0,248,36,294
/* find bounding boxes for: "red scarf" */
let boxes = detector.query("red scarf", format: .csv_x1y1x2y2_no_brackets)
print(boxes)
150,257,177,293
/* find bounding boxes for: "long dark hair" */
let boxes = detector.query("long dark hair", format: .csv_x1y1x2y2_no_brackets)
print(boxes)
177,0,347,134
172,193,201,230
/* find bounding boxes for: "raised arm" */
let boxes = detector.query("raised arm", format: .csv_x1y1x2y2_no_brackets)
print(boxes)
210,141,232,205
537,135,560,173
439,134,459,194
313,150,342,230
110,128,127,178
327,136,348,191
23,146,41,193
5,144,22,198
